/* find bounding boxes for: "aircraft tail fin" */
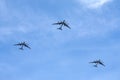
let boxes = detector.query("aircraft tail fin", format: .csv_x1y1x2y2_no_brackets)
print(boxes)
57,27,62,30
19,47,24,50
94,65,98,67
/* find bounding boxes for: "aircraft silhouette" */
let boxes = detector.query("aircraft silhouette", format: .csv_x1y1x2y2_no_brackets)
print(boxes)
89,59,105,67
14,42,31,50
53,20,71,30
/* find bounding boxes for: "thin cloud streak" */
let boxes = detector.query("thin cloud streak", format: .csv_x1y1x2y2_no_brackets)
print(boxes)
77,0,112,9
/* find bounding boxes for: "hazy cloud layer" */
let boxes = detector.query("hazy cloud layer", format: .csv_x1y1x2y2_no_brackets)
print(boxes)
0,0,120,80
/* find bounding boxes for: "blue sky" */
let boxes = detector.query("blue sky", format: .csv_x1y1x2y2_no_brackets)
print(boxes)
0,0,120,80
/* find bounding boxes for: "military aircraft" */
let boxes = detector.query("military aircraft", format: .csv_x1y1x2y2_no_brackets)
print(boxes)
14,42,31,50
89,59,105,67
53,20,71,30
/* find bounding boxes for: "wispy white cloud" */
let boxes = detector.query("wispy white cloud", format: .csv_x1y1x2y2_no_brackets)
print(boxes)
77,0,112,9
0,0,54,41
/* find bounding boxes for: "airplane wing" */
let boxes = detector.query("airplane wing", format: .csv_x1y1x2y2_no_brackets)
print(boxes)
99,62,105,66
14,43,21,46
64,23,71,29
52,22,61,25
24,44,31,49
89,61,96,63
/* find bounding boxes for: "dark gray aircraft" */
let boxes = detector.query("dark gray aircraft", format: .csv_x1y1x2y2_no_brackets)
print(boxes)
14,42,31,50
53,20,71,30
89,59,105,67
